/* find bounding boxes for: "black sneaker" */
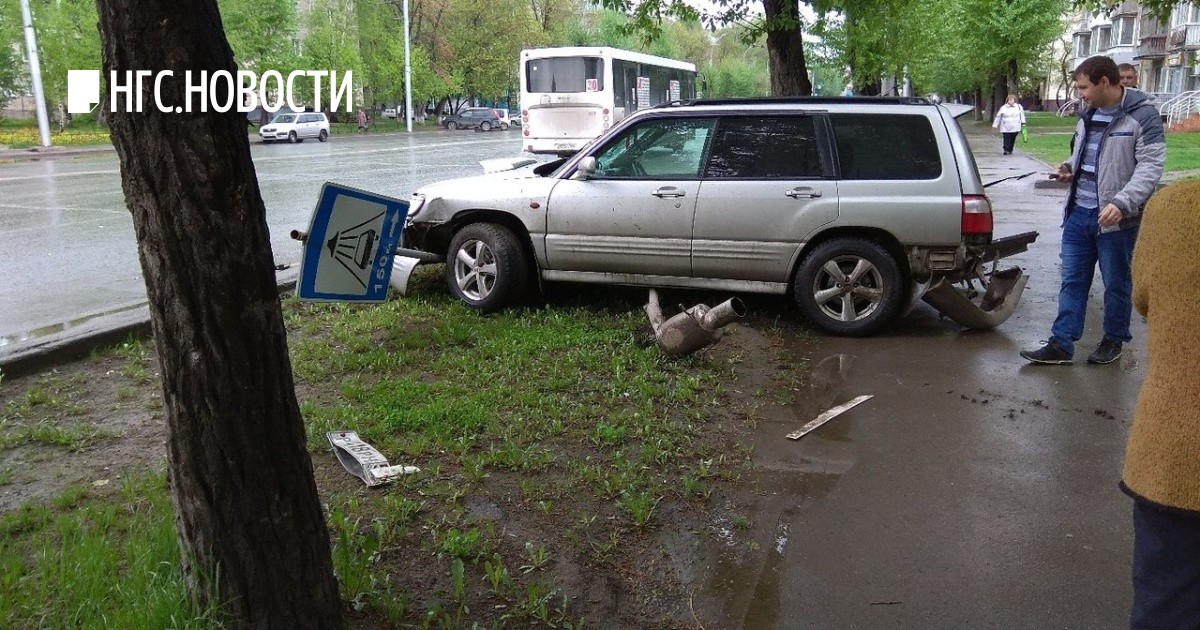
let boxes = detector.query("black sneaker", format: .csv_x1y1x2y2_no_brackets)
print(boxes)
1087,337,1123,365
1020,339,1073,365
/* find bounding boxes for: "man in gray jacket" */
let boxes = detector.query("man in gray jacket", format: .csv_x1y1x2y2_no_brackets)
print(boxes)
1021,55,1166,365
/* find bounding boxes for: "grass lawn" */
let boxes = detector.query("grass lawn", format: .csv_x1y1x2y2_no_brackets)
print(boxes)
0,268,801,626
1015,112,1200,173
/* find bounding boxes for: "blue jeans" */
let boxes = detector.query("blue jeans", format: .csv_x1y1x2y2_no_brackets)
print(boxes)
1049,205,1138,356
1131,499,1200,629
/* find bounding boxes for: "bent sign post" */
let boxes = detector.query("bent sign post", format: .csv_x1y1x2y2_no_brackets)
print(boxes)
297,183,409,302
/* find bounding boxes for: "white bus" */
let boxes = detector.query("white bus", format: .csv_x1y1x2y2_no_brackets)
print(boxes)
519,47,698,154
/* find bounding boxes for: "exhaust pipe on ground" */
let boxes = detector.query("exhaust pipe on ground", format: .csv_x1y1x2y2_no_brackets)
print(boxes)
644,289,747,358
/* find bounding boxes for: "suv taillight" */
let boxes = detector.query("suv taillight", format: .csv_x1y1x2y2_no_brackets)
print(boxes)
961,195,993,241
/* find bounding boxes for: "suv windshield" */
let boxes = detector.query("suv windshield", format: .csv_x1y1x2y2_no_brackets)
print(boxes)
271,114,297,124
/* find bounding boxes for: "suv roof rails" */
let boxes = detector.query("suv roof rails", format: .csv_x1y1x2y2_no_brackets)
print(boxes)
677,96,933,107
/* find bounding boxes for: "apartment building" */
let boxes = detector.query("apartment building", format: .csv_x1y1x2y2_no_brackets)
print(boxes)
1068,1,1200,103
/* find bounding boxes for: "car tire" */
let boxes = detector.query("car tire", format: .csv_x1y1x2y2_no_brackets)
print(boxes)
447,121,458,130
445,223,528,314
480,121,492,132
793,237,904,337
288,131,297,144
500,123,509,131
318,130,328,142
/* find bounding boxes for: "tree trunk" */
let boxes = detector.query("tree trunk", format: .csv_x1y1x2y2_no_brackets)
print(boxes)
94,1,343,627
1007,57,1020,96
762,0,812,96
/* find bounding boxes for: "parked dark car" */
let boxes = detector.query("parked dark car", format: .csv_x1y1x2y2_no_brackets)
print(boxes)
442,107,504,131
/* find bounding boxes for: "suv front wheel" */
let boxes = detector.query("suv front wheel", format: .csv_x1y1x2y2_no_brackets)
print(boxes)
794,238,903,337
446,223,528,313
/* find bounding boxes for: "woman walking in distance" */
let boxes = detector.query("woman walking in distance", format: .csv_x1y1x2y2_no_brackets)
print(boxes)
992,94,1025,155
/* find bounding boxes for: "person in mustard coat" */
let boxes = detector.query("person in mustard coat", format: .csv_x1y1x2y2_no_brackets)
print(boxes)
1122,180,1200,628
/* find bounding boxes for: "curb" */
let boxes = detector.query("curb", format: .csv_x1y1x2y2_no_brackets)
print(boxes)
0,268,299,381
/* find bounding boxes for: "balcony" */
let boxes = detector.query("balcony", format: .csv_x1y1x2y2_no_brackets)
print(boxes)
1137,34,1168,59
1168,25,1200,50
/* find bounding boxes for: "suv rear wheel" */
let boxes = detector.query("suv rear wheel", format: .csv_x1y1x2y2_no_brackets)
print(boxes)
794,238,903,337
446,223,528,313
446,121,458,130
318,129,328,142
480,121,492,132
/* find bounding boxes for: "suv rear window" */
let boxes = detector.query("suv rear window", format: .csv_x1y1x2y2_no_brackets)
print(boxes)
705,116,824,179
829,114,941,180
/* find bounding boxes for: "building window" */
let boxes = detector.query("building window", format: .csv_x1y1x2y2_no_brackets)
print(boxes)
1118,16,1136,45
1075,33,1092,57
1096,26,1112,52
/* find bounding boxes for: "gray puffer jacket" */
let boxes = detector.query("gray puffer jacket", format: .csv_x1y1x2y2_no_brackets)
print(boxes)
1064,87,1166,233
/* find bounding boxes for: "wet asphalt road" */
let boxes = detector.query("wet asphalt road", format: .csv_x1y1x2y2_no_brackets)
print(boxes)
0,129,527,343
688,124,1144,629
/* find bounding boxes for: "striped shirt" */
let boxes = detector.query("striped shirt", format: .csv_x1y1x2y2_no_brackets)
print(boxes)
1075,104,1120,210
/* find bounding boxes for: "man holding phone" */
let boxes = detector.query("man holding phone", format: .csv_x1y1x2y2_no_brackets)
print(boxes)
1021,55,1165,365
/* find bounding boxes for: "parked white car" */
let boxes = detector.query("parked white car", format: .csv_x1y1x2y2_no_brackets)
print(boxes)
382,108,398,119
259,112,330,143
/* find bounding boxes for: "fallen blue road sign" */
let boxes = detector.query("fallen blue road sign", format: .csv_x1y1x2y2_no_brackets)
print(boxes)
297,183,409,302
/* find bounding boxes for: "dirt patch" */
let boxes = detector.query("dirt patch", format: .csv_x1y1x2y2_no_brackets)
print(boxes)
0,306,810,627
0,346,166,512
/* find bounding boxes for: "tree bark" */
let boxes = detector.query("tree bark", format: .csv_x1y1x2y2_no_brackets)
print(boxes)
762,0,812,96
94,1,343,627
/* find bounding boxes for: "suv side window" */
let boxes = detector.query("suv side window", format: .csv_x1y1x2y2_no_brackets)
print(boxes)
592,117,715,179
829,114,941,180
704,116,825,179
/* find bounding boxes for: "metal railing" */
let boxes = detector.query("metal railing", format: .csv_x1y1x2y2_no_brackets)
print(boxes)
1162,90,1200,127
1057,98,1080,117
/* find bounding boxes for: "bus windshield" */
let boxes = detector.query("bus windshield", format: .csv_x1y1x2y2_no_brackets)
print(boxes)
525,57,604,93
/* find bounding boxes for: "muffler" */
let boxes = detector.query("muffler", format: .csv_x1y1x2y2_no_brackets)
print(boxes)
644,289,746,357
921,266,1029,329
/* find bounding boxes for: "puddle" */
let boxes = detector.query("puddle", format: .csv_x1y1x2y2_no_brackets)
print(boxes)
662,324,862,627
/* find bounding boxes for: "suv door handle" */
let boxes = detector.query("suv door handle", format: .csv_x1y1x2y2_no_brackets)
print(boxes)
785,187,823,199
652,187,687,199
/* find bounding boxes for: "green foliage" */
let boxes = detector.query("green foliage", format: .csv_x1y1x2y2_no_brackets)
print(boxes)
218,0,300,72
27,0,102,116
444,0,544,101
704,58,770,97
0,1,22,106
356,0,407,107
300,0,364,107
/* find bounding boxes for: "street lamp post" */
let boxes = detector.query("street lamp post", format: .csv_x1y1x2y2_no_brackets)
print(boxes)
18,0,51,147
403,0,413,133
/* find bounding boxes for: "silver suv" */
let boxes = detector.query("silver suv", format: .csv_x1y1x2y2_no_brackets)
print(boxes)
403,97,1033,336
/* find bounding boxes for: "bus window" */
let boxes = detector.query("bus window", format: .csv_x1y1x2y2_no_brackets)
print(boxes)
526,57,604,93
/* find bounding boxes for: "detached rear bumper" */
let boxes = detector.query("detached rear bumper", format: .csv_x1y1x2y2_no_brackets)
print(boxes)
920,231,1039,329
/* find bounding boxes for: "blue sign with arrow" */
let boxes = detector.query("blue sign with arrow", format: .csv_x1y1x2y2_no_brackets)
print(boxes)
297,183,409,303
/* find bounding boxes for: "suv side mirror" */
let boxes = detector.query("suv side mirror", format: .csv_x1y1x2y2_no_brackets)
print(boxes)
573,157,597,180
